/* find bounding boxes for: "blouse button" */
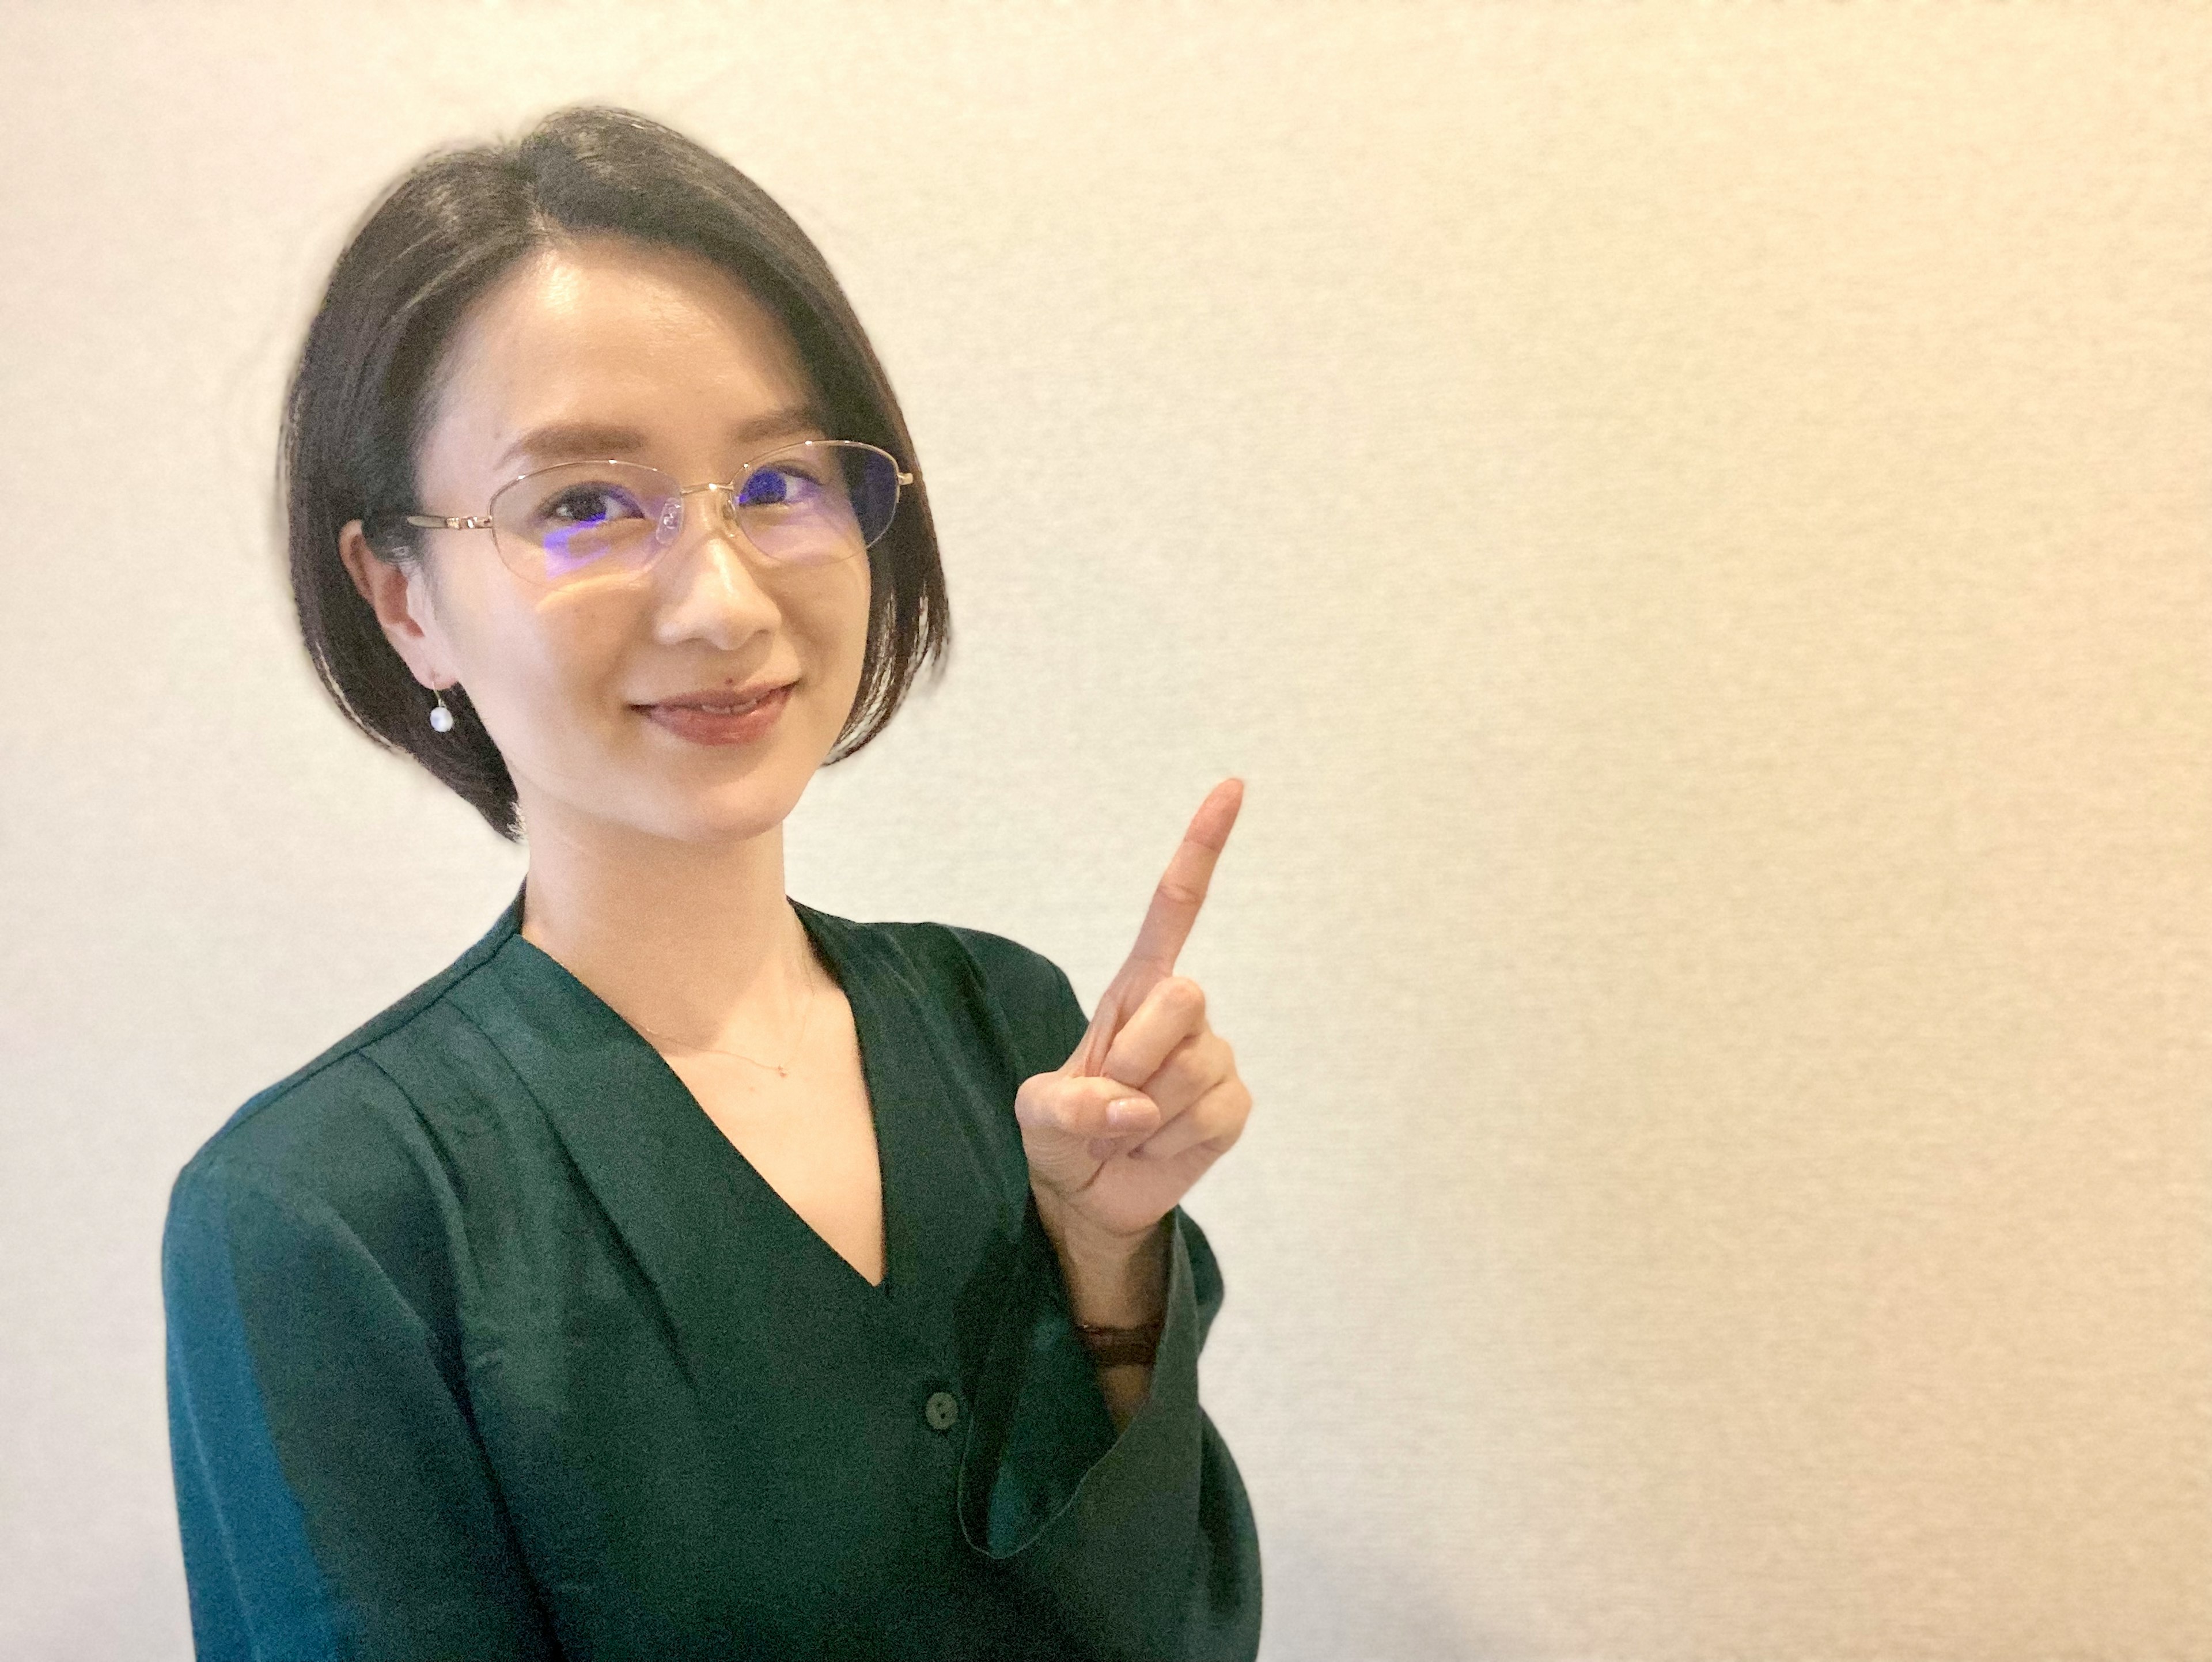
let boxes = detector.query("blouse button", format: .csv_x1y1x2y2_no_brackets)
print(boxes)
925,1390,961,1433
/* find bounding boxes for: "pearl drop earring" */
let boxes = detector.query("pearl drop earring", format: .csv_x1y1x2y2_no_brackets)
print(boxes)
429,688,456,733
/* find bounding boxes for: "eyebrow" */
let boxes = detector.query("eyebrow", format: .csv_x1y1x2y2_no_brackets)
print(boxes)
489,407,825,475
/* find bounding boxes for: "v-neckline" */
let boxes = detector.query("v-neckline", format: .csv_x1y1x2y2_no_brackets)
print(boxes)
452,889,1029,1384
502,895,906,1305
784,898,896,1296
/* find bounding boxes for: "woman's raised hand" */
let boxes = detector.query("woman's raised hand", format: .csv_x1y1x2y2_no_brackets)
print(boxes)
1016,778,1253,1251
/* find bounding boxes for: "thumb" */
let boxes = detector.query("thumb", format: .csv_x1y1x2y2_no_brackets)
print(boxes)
1018,1069,1161,1141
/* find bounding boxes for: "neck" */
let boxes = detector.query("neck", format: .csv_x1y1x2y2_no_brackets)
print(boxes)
517,793,810,1040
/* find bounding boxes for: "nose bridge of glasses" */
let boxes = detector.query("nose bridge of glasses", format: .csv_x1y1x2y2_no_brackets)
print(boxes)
654,478,778,596
662,478,737,544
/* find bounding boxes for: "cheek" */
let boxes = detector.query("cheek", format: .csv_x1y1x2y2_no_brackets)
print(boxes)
809,567,873,724
445,571,638,756
820,559,873,684
831,575,871,712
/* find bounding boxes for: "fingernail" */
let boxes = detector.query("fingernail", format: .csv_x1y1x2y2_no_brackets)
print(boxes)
1107,1096,1152,1130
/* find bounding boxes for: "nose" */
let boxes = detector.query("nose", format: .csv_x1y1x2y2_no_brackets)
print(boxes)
648,486,779,650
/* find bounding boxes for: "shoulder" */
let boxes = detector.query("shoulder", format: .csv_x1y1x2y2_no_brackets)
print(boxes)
166,895,524,1269
161,1040,454,1368
797,903,1090,1077
938,922,1080,1010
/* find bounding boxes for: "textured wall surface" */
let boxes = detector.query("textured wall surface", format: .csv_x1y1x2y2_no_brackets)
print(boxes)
2,3,2207,1658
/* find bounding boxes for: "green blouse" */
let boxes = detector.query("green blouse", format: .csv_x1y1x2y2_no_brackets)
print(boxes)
161,892,1261,1660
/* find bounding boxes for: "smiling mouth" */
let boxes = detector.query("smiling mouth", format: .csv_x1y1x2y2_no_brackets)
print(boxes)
642,683,793,715
666,691,775,714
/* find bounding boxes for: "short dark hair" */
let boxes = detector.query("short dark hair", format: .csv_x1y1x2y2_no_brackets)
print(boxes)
281,105,950,839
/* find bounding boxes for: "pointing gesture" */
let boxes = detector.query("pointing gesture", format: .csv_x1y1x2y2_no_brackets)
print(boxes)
1067,777,1244,1081
1018,779,1253,1248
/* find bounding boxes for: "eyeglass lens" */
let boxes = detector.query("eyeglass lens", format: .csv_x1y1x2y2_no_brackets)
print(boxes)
488,442,901,584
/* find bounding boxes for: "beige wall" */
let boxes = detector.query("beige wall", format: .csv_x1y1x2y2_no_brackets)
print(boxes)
3,3,2207,1656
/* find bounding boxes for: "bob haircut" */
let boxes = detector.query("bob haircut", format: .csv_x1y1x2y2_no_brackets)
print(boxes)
282,105,949,839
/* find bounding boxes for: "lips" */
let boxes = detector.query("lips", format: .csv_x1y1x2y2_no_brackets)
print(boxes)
638,682,794,746
647,680,793,713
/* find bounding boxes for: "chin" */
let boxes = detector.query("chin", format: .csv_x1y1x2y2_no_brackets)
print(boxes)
641,766,811,846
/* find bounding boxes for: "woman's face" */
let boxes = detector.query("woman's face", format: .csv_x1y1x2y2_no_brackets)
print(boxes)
353,236,872,848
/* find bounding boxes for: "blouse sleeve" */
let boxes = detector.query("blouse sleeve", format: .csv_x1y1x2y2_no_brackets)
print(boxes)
945,932,1264,1661
162,1091,558,1660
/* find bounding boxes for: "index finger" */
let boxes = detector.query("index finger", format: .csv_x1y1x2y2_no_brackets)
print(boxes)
1119,776,1245,984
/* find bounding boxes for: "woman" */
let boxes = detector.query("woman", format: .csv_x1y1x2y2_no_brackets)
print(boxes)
161,106,1260,1661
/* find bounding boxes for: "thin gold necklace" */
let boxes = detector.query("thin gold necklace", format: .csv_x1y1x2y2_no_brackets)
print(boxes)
630,933,819,1078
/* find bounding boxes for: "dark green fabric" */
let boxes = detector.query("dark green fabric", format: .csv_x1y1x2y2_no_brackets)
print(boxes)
162,892,1262,1660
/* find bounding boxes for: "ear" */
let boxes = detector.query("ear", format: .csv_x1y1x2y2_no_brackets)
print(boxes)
339,520,455,690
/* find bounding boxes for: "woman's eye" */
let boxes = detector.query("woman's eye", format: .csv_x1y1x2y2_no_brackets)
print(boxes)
541,484,646,525
737,465,828,510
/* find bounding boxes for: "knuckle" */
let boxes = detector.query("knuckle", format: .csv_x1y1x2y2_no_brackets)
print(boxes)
1198,1076,1249,1129
1157,876,1205,909
1164,975,1206,1019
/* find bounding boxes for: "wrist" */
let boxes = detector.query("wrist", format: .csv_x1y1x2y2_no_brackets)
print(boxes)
1073,1312,1165,1371
1036,1197,1169,1328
